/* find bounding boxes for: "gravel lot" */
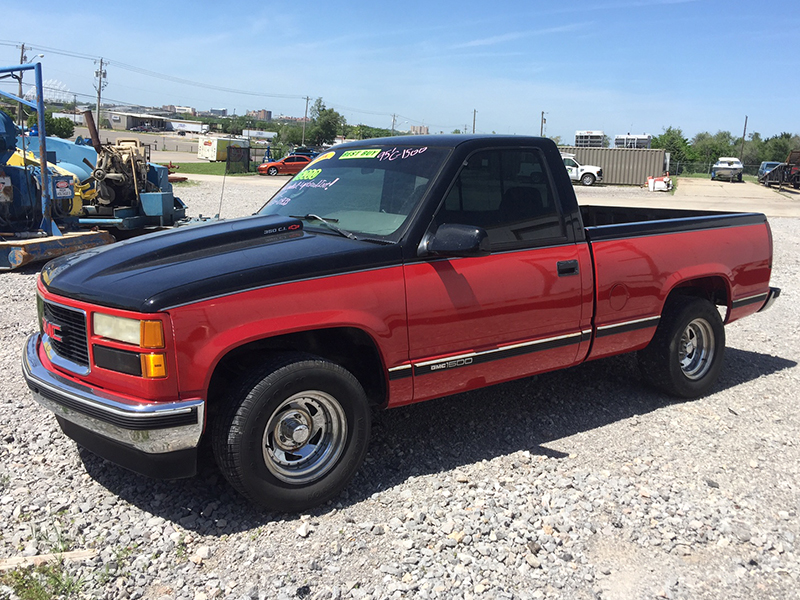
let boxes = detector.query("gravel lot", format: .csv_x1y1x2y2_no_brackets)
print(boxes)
1,179,798,600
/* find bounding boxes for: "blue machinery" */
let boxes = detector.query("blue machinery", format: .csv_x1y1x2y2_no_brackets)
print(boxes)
1,63,188,270
1,62,61,237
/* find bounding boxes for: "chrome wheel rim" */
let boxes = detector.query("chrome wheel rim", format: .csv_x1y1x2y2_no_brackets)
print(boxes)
679,318,715,380
262,391,347,484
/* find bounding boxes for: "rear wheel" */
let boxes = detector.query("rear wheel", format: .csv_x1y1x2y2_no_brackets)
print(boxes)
580,173,596,186
638,297,725,398
212,354,371,511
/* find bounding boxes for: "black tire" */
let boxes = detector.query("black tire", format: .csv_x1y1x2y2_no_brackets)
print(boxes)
637,297,725,399
580,173,596,186
736,173,742,182
267,166,279,176
212,353,371,511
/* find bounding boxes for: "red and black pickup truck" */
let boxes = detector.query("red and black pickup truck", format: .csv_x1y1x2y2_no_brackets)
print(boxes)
23,135,779,511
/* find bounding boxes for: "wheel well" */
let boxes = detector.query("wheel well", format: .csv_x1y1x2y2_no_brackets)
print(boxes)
206,328,387,414
666,276,730,313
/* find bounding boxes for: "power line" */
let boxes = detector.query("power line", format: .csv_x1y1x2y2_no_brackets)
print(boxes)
1,39,462,132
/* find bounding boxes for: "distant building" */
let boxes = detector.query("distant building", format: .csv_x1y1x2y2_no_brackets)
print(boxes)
410,125,429,135
209,108,228,117
175,106,196,116
614,134,652,149
277,115,311,123
575,130,604,148
247,109,272,121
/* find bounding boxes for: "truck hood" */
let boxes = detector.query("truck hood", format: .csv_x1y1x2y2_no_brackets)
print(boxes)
41,215,403,313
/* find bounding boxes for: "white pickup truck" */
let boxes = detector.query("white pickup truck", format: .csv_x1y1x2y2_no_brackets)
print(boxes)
561,153,603,186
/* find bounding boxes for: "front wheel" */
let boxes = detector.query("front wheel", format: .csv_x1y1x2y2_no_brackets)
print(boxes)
267,166,279,176
638,297,725,398
580,173,596,186
212,354,371,511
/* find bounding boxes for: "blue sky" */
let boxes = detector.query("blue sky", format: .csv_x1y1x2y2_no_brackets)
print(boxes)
1,0,796,142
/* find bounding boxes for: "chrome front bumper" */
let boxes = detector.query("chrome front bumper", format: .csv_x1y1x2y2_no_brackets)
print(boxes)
22,333,204,455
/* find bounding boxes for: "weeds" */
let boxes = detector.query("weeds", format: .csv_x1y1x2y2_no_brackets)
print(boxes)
0,560,83,600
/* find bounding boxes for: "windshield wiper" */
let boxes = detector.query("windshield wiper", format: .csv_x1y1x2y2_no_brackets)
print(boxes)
290,214,358,240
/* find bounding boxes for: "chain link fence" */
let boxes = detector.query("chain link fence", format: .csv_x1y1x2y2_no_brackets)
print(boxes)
670,162,761,177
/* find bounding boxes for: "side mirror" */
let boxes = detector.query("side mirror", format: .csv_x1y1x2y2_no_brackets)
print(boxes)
426,223,491,257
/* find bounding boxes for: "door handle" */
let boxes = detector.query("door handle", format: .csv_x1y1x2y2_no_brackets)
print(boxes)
557,260,579,276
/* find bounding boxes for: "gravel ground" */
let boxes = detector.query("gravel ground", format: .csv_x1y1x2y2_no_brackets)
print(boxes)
1,179,798,600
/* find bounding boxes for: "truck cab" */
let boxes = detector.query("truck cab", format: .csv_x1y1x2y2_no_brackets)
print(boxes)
561,152,603,186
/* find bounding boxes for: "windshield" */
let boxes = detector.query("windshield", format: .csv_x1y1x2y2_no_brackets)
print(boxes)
259,144,450,240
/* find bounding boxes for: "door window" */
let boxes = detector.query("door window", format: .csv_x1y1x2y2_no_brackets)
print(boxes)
436,148,566,250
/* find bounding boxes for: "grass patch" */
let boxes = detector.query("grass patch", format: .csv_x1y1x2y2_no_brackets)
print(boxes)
0,561,83,600
158,162,260,176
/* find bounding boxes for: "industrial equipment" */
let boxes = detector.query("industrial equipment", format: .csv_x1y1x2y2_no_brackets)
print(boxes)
0,62,192,270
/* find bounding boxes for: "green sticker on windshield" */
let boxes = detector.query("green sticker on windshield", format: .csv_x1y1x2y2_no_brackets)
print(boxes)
294,168,322,181
340,149,381,159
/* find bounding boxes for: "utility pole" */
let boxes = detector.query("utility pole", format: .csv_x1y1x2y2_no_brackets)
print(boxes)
17,43,26,126
540,111,546,137
472,109,477,134
391,114,397,135
301,96,310,146
739,115,748,160
94,58,107,132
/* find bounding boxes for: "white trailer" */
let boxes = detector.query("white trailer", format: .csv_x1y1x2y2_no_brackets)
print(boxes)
169,120,208,134
197,137,250,161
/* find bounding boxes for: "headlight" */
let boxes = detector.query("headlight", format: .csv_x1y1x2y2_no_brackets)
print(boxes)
93,313,164,348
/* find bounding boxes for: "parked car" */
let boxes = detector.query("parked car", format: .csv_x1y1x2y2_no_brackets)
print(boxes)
257,154,313,176
758,161,783,186
758,161,782,179
711,157,743,182
560,153,603,186
290,146,320,158
23,135,779,512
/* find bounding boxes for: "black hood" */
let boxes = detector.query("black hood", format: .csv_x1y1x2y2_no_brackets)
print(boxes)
42,215,403,312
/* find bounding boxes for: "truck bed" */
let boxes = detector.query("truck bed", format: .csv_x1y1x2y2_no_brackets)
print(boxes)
580,205,767,241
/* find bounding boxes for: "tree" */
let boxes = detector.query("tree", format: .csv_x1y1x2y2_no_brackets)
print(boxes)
741,132,764,166
691,130,736,162
27,111,75,138
763,133,800,162
651,126,694,162
344,123,393,140
307,98,345,146
278,124,304,146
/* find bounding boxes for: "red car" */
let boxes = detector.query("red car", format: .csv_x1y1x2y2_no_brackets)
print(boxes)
257,154,312,176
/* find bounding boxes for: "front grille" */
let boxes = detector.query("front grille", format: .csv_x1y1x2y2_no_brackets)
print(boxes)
43,301,89,367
